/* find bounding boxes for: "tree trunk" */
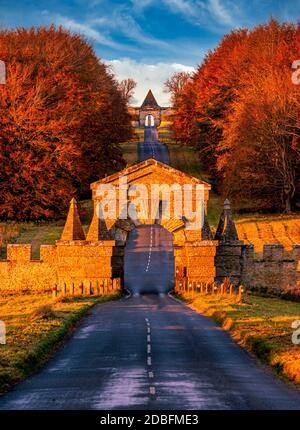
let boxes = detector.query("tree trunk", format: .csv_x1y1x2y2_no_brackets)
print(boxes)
284,192,292,214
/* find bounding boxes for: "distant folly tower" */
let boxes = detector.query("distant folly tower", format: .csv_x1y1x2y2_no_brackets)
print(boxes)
139,90,162,127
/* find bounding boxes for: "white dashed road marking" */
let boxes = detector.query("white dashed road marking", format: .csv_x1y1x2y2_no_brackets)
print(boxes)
145,318,156,398
145,226,153,273
150,387,156,395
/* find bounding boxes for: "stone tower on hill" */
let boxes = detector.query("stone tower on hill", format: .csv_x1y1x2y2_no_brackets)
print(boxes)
141,89,160,109
139,89,162,127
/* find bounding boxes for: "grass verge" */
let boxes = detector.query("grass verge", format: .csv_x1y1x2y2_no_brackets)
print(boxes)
178,292,300,387
0,291,121,394
120,141,138,166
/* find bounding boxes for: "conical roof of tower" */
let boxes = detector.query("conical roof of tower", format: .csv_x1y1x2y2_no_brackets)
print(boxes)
141,89,160,108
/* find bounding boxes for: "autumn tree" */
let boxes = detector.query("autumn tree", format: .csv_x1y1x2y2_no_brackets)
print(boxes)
118,78,137,104
172,20,300,212
0,26,132,220
217,20,300,212
164,71,192,105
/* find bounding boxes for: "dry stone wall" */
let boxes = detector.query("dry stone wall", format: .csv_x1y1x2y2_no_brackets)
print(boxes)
0,241,123,293
241,244,300,292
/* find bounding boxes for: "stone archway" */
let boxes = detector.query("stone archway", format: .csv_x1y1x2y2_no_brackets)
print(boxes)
145,114,155,127
86,158,218,285
56,159,244,290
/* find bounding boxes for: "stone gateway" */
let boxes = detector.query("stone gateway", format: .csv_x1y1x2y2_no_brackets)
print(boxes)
0,154,299,294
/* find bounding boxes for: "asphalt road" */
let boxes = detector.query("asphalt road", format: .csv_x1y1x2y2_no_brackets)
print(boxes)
1,294,300,410
139,126,170,164
0,127,300,410
124,224,174,295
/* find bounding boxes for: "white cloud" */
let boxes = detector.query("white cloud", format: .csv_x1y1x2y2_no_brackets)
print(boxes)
207,0,235,26
90,6,169,49
106,58,195,106
162,0,241,29
52,15,136,51
163,0,196,17
130,0,156,11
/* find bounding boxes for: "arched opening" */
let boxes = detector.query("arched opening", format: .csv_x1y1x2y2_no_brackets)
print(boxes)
145,114,155,127
124,224,174,295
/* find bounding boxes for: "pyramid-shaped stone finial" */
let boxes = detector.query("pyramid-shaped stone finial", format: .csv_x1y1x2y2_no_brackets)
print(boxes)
86,202,110,241
60,198,86,241
214,199,239,242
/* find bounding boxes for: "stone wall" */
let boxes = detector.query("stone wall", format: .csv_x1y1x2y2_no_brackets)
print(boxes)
176,241,300,292
241,244,300,292
2,192,299,296
0,244,57,292
0,241,123,293
1,237,299,294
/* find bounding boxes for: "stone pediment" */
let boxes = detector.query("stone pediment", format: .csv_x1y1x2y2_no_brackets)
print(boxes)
90,158,211,196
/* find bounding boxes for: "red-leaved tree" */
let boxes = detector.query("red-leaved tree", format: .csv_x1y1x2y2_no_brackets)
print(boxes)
0,26,132,220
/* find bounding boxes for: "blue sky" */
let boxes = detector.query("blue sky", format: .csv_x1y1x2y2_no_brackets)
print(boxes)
0,0,300,105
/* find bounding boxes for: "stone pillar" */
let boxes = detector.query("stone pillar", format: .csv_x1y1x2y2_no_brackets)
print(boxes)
215,241,244,286
112,243,125,281
214,199,244,285
185,240,218,284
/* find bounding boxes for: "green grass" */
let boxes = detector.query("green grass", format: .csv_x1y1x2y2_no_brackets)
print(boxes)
120,141,138,166
0,199,95,259
0,292,121,394
158,124,174,144
0,222,63,259
167,144,205,179
180,292,300,386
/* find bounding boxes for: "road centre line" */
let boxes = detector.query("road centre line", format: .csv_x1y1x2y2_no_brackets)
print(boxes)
150,387,156,395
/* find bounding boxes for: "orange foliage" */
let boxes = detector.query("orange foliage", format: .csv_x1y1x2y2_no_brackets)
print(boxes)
0,26,132,220
172,20,300,213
